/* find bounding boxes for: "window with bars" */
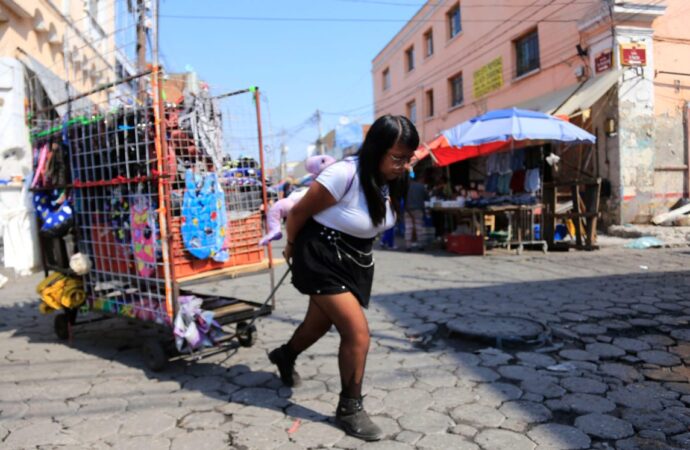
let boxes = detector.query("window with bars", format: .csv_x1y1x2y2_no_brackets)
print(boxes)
407,100,417,124
515,29,540,77
425,89,434,117
424,29,434,57
382,67,391,91
448,3,461,39
405,46,415,72
449,73,463,108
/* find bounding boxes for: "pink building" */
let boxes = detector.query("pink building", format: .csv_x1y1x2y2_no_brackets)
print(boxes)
373,0,690,225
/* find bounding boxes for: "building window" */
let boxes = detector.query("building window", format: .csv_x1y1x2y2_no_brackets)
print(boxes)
425,89,434,117
382,67,391,91
405,46,415,72
424,29,434,57
407,100,417,124
447,3,461,39
515,29,540,77
449,73,463,108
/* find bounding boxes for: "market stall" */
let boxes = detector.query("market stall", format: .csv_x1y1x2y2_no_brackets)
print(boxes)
420,108,596,255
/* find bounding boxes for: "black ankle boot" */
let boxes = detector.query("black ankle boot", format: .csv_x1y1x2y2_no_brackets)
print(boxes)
335,395,382,441
268,344,302,387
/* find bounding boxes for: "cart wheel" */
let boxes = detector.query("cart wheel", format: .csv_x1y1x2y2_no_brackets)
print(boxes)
54,314,69,341
237,322,257,347
142,339,167,372
542,243,548,254
516,244,524,256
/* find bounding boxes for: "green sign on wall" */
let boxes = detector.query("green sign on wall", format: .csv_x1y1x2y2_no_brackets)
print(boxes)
473,57,504,99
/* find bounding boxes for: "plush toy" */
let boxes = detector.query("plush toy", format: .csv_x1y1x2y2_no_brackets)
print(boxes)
259,155,336,246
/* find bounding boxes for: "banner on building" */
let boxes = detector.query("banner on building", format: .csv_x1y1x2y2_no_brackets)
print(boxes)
595,49,612,73
473,57,503,99
620,43,647,67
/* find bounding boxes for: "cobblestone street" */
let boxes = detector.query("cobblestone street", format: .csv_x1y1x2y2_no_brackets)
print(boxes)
1,246,690,449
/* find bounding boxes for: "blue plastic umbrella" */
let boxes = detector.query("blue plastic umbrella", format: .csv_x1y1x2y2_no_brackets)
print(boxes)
453,108,596,147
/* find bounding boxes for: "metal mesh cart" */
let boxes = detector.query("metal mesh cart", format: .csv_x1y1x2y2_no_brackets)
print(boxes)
30,67,276,371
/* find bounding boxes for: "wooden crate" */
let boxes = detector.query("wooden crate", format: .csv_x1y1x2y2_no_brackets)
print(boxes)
169,212,265,279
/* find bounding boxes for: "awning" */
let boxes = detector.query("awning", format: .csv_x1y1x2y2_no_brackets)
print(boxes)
19,54,92,117
433,141,511,166
516,70,620,117
554,69,620,117
413,134,448,163
516,84,580,114
414,134,512,168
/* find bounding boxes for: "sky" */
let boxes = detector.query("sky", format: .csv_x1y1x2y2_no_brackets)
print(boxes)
158,0,426,167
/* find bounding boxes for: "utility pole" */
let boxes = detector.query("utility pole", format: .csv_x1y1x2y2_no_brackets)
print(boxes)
315,109,324,155
136,0,147,102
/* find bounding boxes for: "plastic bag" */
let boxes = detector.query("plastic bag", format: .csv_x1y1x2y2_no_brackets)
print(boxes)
624,236,664,249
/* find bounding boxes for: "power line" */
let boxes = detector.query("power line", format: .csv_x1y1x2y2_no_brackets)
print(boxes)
332,0,599,7
372,0,662,113
159,14,583,24
321,103,374,115
331,0,433,6
375,0,668,121
374,0,563,110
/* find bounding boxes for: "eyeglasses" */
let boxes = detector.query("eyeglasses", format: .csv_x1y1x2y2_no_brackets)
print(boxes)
389,154,412,168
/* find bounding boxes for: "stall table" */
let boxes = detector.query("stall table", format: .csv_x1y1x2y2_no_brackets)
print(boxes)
432,203,547,254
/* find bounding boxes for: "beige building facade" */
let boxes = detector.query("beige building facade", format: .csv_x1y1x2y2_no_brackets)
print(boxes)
373,0,690,225
0,0,136,178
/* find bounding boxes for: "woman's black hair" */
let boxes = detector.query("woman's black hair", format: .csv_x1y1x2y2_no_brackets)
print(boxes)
356,115,420,226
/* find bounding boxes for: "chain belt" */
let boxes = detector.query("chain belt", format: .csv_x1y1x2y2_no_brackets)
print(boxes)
319,226,375,269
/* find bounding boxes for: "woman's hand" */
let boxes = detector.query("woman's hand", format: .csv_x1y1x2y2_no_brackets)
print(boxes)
283,242,293,265
283,181,337,266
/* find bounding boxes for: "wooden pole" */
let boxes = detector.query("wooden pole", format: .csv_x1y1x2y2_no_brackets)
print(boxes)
254,88,276,310
136,0,147,102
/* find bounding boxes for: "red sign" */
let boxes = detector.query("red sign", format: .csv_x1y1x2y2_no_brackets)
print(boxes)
620,43,647,66
595,50,612,73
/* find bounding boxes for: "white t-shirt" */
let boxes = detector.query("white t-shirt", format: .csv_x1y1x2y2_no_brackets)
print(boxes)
313,157,396,239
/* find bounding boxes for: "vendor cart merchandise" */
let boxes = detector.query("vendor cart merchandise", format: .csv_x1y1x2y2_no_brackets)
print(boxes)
29,68,276,371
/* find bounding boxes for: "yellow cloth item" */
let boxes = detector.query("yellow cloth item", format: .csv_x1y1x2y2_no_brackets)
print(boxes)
36,272,86,313
566,219,576,238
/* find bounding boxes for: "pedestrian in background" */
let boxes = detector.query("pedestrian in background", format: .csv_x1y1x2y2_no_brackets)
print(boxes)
269,115,419,441
404,173,428,251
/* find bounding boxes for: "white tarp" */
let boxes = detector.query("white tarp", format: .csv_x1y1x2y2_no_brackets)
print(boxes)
0,58,31,180
0,182,40,276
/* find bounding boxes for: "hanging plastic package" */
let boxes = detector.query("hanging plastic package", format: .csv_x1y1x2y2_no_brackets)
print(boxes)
130,191,157,277
173,295,223,352
44,142,71,186
31,144,50,188
33,189,74,237
108,186,131,244
180,169,229,262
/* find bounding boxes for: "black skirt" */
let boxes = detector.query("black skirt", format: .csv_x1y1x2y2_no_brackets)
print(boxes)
291,218,375,308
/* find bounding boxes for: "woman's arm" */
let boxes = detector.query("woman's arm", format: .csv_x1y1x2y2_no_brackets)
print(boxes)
283,182,338,260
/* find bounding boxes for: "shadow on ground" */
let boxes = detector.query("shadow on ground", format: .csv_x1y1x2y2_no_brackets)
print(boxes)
1,266,690,449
